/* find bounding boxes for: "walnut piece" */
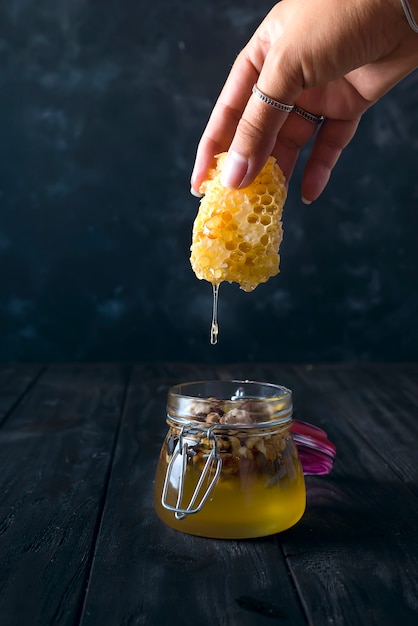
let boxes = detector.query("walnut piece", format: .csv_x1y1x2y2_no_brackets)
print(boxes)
178,394,289,479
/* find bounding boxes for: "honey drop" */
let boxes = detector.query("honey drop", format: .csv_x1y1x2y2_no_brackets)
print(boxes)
210,283,220,345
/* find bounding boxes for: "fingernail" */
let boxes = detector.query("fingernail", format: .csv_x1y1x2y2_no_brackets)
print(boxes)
220,151,248,188
190,186,204,198
302,196,312,205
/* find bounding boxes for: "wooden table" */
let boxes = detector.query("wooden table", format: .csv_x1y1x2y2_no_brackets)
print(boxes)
0,363,417,625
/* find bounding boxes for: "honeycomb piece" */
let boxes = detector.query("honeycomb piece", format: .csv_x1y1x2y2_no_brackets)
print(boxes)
190,153,287,292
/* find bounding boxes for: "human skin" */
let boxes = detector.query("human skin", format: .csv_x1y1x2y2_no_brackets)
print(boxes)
190,0,418,203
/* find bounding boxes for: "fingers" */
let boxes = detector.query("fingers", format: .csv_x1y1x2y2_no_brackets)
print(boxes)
219,29,308,188
270,106,324,182
219,90,295,189
190,4,301,194
190,48,261,194
190,100,243,195
189,0,368,198
300,117,361,203
191,85,361,205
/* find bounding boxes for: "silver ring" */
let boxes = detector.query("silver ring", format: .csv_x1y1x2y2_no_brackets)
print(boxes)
252,84,294,113
401,0,418,34
294,105,324,125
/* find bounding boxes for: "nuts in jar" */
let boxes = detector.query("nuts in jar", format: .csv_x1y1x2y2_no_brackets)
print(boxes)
154,381,306,539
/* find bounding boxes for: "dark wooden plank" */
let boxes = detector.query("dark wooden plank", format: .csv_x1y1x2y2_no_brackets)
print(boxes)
3,362,416,626
260,364,418,625
257,364,418,541
0,364,44,425
80,367,308,626
288,533,418,625
0,364,129,626
330,364,418,494
285,363,418,495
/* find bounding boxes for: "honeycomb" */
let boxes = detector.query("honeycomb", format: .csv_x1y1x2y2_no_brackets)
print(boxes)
190,153,287,292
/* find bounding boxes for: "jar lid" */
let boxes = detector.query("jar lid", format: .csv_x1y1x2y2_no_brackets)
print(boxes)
291,420,337,475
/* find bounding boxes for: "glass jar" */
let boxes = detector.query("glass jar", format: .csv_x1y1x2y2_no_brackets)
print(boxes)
154,380,306,539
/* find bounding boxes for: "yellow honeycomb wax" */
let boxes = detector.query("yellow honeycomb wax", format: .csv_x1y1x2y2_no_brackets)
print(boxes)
190,153,287,292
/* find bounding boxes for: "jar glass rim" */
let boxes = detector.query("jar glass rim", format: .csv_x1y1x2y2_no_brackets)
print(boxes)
167,379,293,428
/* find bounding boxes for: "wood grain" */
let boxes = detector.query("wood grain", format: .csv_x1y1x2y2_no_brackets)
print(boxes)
0,364,43,425
0,364,129,626
0,363,417,625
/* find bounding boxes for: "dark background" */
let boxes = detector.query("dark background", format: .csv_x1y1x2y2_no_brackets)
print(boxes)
0,0,417,364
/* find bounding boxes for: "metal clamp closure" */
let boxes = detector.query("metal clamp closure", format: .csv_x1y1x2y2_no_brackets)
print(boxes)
161,424,222,520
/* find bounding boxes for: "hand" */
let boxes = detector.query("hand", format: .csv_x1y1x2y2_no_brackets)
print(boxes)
191,0,418,203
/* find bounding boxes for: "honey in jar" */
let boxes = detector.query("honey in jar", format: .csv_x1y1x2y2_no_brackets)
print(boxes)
154,380,306,539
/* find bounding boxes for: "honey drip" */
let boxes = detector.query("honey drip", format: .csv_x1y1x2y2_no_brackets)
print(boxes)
210,283,220,345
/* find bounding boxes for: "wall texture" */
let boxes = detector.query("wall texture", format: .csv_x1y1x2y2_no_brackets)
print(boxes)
1,0,417,363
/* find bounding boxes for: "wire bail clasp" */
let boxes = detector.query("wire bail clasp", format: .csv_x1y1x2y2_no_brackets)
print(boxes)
161,424,222,520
